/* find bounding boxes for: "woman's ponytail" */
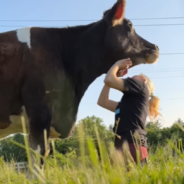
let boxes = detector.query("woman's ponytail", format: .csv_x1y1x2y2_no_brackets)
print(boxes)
148,94,160,119
140,73,161,119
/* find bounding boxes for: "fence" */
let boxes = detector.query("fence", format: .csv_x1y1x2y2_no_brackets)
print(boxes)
14,162,28,172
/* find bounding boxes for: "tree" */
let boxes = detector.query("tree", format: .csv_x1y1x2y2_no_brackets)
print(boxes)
77,116,113,139
109,124,114,132
0,117,184,162
146,120,162,131
0,134,27,162
146,119,184,152
54,116,114,155
174,118,184,127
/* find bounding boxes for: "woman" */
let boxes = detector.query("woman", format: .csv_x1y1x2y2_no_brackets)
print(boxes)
97,58,160,166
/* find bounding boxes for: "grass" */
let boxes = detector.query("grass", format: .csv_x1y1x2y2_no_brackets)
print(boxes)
1,141,184,184
0,123,184,183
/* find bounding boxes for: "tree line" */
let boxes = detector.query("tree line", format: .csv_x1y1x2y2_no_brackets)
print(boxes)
0,116,183,162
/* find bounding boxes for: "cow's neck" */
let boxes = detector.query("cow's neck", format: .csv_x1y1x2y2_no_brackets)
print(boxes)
59,22,96,74
73,21,108,105
60,20,108,107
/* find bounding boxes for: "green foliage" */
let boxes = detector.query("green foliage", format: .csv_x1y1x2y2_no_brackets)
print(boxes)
0,124,184,183
146,119,184,152
0,116,184,164
54,116,114,155
0,134,27,162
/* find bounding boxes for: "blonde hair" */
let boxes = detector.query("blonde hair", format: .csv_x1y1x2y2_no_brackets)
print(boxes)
140,74,160,119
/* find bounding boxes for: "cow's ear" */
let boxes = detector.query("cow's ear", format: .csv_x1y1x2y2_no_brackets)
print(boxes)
103,0,126,26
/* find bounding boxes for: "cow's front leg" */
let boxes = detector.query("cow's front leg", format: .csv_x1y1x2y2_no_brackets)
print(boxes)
28,131,50,179
22,80,51,179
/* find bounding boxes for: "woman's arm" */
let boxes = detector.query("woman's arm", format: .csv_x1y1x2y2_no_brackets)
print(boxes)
104,58,132,91
97,85,118,112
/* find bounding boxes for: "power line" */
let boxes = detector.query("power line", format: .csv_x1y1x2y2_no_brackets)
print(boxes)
137,76,183,79
162,98,184,101
96,76,184,87
150,76,184,79
140,23,182,27
0,23,183,57
130,67,184,72
0,27,183,56
0,24,184,28
0,17,184,21
160,53,184,55
126,68,184,75
131,17,184,20
95,76,184,82
0,26,183,56
129,68,184,73
81,98,184,105
159,53,184,55
129,70,184,74
131,68,184,72
132,75,184,79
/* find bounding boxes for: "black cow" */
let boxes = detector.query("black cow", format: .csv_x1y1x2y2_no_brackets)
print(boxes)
0,0,159,176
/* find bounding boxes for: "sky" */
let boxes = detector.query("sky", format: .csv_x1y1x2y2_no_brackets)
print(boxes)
0,0,184,129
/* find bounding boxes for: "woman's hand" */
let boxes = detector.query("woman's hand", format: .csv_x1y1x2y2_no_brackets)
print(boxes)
104,58,132,91
117,69,128,77
115,58,132,77
114,58,132,69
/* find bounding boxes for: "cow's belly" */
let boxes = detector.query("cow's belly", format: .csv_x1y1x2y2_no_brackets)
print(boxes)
0,107,61,141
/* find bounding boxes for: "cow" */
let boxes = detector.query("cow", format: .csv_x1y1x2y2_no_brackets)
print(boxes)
0,0,159,177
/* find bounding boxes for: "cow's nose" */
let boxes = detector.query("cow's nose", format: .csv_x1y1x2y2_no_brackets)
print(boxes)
155,45,159,51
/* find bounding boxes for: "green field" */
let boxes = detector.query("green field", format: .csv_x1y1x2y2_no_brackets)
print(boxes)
0,135,184,184
0,117,184,184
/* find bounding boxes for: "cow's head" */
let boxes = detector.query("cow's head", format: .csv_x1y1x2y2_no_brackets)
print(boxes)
101,0,159,70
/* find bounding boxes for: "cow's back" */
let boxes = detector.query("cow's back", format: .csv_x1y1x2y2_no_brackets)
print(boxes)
0,30,27,128
0,27,77,139
0,27,63,117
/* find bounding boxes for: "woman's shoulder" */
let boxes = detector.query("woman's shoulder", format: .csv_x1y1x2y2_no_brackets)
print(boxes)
123,77,145,93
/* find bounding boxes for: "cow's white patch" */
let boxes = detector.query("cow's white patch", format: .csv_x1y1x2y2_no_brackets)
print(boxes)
16,27,31,48
0,106,61,140
50,126,61,139
0,107,29,140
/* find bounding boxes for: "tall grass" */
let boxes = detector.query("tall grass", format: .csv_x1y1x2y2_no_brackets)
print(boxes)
1,123,184,184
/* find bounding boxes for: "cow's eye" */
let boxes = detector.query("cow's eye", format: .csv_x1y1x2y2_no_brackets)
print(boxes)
119,37,127,42
128,23,133,28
